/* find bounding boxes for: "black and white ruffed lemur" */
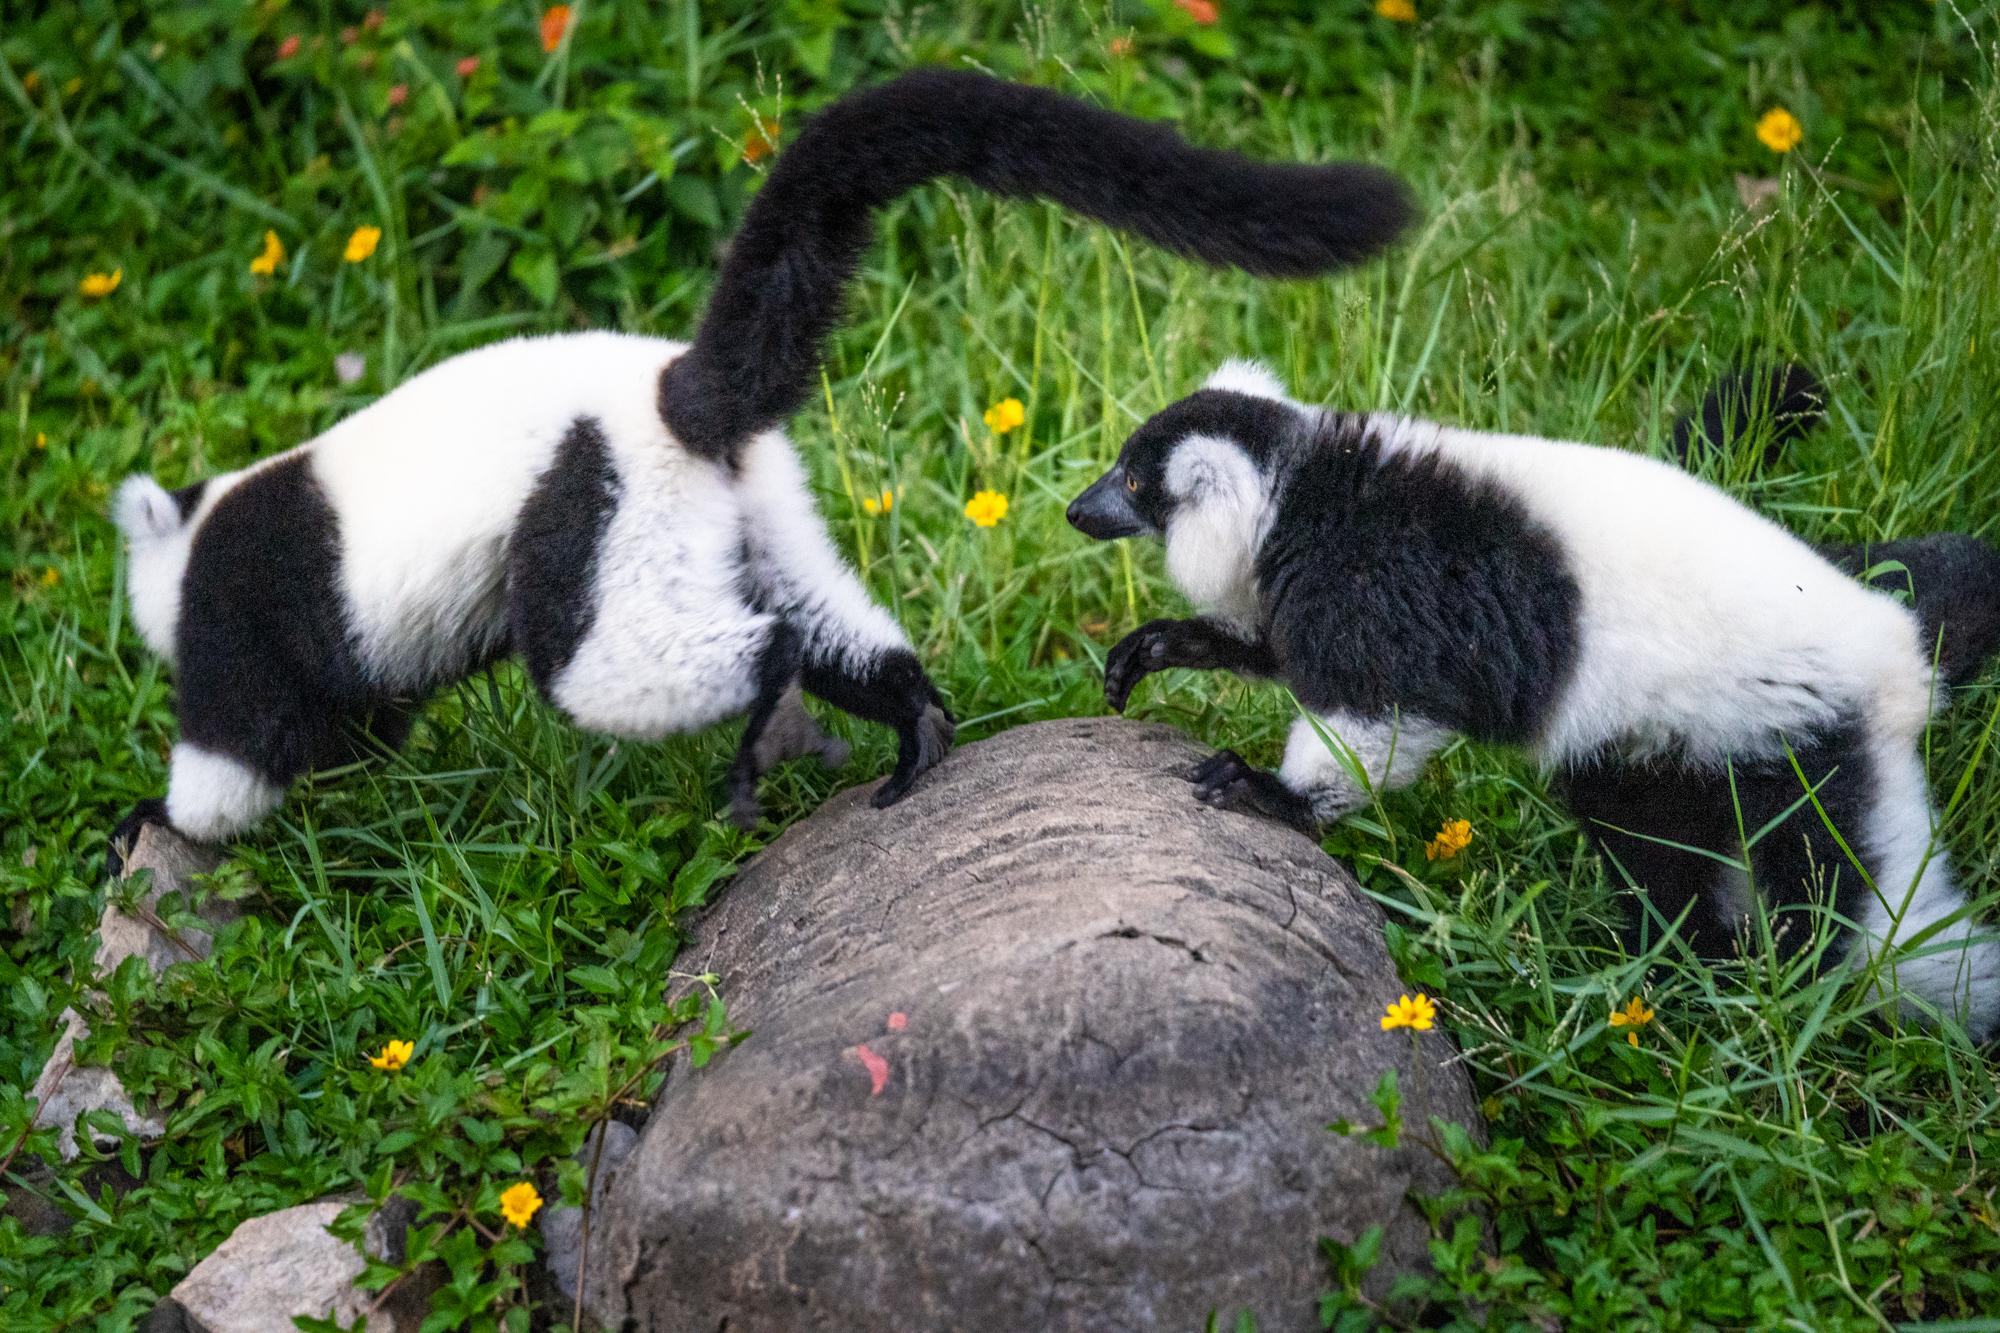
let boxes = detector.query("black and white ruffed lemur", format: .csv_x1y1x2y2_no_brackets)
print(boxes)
107,69,1416,870
1066,362,2000,1037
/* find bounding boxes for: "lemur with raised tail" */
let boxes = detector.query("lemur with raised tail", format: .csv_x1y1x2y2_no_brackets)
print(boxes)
1066,362,2000,1037
108,69,1415,871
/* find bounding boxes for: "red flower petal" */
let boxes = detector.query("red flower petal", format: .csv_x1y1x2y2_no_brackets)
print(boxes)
853,1043,889,1096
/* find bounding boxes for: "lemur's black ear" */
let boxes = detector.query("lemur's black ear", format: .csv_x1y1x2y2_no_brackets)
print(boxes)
1670,363,1825,468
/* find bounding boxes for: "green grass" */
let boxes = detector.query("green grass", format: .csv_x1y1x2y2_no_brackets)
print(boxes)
6,2,2000,1329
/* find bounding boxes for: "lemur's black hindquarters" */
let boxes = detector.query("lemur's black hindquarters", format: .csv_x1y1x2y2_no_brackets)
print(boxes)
1573,365,2000,961
660,68,1416,466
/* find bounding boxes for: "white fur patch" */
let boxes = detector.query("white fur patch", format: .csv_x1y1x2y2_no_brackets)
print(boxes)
310,331,692,691
165,744,285,841
1279,710,1453,823
1204,359,1290,403
735,430,911,673
1163,435,1273,633
550,436,770,738
113,476,180,542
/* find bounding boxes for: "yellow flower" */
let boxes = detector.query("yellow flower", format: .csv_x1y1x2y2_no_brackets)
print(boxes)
1380,992,1436,1032
343,225,383,263
41,567,60,587
982,397,1026,434
860,487,899,516
368,1038,415,1071
1423,818,1473,862
1375,0,1416,21
249,230,285,276
1607,995,1655,1046
964,490,1009,528
1756,107,1803,154
34,432,47,449
499,1180,543,1227
79,269,122,298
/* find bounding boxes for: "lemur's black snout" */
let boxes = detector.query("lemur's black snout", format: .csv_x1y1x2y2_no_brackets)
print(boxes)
1067,469,1148,540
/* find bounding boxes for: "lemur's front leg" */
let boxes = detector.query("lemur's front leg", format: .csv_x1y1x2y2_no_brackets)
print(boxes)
1192,710,1455,834
1104,617,1279,712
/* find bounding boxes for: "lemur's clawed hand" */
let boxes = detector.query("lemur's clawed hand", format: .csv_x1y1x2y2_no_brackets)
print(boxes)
1105,619,1188,712
1186,750,1317,834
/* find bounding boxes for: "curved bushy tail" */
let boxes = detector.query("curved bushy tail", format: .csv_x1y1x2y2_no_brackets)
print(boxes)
1669,363,1825,468
660,68,1417,463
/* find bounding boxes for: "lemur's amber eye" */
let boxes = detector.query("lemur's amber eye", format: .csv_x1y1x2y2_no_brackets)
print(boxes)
1125,474,1140,492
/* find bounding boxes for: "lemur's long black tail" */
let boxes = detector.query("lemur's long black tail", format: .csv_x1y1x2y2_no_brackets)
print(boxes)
1669,363,1825,468
660,68,1416,463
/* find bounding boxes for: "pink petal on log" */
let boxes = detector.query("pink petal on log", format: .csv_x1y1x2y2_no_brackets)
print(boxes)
853,1043,889,1096
886,1012,908,1031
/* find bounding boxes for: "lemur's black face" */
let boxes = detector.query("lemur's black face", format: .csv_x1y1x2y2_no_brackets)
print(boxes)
1066,389,1294,541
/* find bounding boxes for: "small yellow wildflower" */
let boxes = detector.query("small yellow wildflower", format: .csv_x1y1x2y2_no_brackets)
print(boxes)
63,75,82,97
1423,818,1473,862
35,432,47,449
1375,0,1416,21
499,1180,544,1227
1607,995,1655,1046
860,487,899,516
742,115,781,165
79,269,122,298
1380,992,1436,1032
41,567,60,587
22,71,40,94
1756,107,1803,154
343,225,383,263
982,397,1026,434
249,230,285,276
368,1038,415,1071
964,490,1009,528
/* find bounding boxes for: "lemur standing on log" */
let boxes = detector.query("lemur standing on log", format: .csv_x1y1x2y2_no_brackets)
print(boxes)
108,70,1415,871
1067,362,2000,1037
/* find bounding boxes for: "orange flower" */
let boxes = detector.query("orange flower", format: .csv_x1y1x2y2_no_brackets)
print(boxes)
79,269,122,298
1756,107,1803,154
344,226,383,263
456,55,480,78
249,230,285,276
276,34,301,60
386,83,408,107
742,115,781,165
539,4,572,53
499,1181,543,1227
1375,0,1417,21
1174,0,1219,23
1108,35,1135,58
1423,818,1473,862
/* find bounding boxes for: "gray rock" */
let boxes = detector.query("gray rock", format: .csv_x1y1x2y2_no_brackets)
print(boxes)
583,718,1482,1332
29,824,232,1160
162,1197,428,1333
539,1119,642,1307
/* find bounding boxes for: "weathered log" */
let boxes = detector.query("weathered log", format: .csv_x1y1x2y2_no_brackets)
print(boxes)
583,717,1481,1331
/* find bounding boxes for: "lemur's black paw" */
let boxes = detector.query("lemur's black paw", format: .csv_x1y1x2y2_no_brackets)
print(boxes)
1188,751,1317,834
1104,620,1180,713
105,798,172,881
872,702,955,808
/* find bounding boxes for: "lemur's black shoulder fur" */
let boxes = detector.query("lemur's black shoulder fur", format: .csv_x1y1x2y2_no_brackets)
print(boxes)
660,69,1416,465
1257,411,1582,741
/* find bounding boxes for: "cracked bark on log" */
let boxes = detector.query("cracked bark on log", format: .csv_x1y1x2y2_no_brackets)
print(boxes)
583,717,1482,1331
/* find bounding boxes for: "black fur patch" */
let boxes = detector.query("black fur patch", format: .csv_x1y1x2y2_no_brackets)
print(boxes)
660,69,1414,463
171,479,208,522
509,417,621,695
1256,413,1583,742
1670,364,1825,468
1561,719,1877,964
175,454,371,783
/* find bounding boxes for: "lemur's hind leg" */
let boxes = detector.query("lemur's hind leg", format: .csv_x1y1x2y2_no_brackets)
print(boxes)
723,621,844,829
734,433,953,807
